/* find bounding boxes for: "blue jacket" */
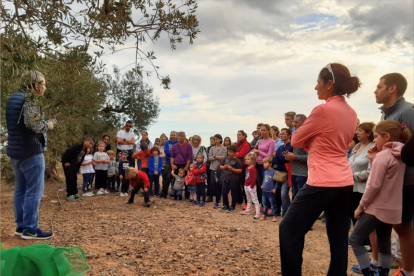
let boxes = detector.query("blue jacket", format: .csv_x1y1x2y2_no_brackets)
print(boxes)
148,156,163,175
274,142,293,173
6,90,46,159
262,169,277,192
164,140,178,164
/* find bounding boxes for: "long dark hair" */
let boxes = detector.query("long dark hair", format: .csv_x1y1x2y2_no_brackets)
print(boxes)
319,63,361,97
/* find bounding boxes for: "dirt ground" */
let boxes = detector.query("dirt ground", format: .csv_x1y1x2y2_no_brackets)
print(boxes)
1,170,399,276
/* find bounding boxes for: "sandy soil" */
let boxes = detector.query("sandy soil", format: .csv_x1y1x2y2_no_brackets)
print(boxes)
1,171,399,276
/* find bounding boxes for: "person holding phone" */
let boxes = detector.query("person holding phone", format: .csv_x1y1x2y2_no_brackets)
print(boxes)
273,128,293,217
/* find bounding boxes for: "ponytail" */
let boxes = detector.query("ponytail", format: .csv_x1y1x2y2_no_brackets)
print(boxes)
401,127,412,144
374,121,412,143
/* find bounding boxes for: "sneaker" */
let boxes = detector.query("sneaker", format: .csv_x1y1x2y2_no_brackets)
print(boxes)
14,227,24,236
145,202,151,207
221,206,229,212
227,207,236,213
97,190,104,195
75,194,83,200
272,216,278,222
157,195,162,198
260,215,267,220
193,201,199,206
213,203,219,209
126,201,133,204
240,210,251,215
199,202,206,207
253,214,261,219
68,195,76,201
243,204,248,210
392,267,406,276
22,228,53,240
352,264,378,275
83,192,92,197
104,190,109,195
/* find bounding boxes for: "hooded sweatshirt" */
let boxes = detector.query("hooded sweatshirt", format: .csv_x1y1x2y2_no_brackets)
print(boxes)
360,142,406,225
235,138,251,166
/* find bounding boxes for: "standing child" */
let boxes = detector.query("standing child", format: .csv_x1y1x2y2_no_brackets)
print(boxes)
240,153,260,219
115,152,122,192
186,163,197,202
349,121,410,276
126,167,151,207
260,156,278,222
213,167,225,208
61,137,95,201
220,144,242,213
148,147,163,196
93,141,111,195
81,148,95,197
132,142,152,176
118,151,131,197
107,150,117,192
170,168,186,200
193,154,207,207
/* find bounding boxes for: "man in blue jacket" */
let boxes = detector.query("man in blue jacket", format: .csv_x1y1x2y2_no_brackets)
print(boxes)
6,71,56,240
159,131,178,198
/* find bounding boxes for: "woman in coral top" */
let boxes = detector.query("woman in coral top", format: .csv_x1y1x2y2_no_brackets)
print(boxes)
279,63,360,276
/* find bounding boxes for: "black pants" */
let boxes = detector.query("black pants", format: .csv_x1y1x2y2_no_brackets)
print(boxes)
141,168,149,176
116,175,120,191
237,166,247,204
63,165,78,197
161,164,173,197
256,164,264,204
196,182,206,202
276,186,282,215
107,175,115,191
208,170,216,199
149,174,160,196
206,164,211,197
121,178,129,193
215,182,223,204
128,182,149,203
351,192,363,226
222,179,238,208
279,184,353,276
95,170,108,190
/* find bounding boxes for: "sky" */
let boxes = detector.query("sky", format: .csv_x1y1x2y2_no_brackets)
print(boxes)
98,0,414,146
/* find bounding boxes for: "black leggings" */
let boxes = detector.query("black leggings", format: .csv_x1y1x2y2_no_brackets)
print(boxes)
215,182,222,204
196,182,206,202
222,179,238,208
237,166,247,204
279,184,353,276
121,178,129,193
128,182,149,203
95,170,108,190
350,192,363,226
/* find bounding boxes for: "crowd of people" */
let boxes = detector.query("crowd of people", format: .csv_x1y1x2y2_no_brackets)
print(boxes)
5,64,414,276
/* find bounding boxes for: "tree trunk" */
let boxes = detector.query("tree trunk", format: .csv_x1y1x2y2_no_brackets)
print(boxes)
45,161,62,182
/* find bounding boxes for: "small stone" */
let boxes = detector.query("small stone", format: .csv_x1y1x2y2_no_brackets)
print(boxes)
176,253,184,258
136,254,143,258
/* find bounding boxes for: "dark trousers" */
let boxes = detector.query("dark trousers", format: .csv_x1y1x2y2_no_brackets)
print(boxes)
222,179,238,208
206,165,211,197
116,175,120,191
141,168,149,176
351,192,363,226
279,184,353,276
149,174,160,196
196,182,206,202
95,170,108,190
169,189,183,200
256,164,264,204
291,175,307,201
63,165,78,197
128,182,149,203
161,164,172,197
237,166,247,204
121,178,129,193
107,175,116,191
208,170,216,199
276,186,282,215
215,182,223,204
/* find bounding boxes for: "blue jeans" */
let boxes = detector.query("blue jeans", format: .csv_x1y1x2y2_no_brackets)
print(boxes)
11,154,45,231
280,180,290,216
292,175,307,200
262,191,277,216
82,173,94,193
137,159,142,170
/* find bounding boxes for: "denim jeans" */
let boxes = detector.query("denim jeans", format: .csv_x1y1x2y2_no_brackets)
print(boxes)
291,175,307,200
82,173,94,193
262,191,277,216
137,159,142,170
11,153,45,231
280,180,290,216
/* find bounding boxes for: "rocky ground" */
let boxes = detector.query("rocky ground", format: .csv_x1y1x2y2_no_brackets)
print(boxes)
1,172,399,276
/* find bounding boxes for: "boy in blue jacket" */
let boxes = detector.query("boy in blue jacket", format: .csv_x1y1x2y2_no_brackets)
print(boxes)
148,147,163,196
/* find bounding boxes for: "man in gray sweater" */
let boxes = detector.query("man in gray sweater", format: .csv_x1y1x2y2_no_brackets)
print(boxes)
285,114,308,200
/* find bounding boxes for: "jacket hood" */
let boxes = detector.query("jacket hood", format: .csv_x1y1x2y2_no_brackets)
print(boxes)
383,142,404,157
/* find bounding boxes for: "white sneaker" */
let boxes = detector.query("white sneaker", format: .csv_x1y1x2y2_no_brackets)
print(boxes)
97,190,104,195
83,193,92,197
104,190,109,195
89,192,94,196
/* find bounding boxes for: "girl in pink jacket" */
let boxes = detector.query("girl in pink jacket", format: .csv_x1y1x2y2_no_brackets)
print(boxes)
349,121,411,276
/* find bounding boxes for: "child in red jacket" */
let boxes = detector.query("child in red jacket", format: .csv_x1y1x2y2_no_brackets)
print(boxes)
126,167,151,207
186,163,197,202
193,154,207,207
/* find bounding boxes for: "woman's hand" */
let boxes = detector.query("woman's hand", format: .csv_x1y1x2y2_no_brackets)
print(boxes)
368,145,379,164
253,149,260,154
354,205,365,220
65,163,70,167
272,152,276,157
285,152,296,161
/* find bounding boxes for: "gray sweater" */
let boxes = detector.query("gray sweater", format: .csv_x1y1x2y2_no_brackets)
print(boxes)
290,147,308,177
380,96,414,185
208,146,227,171
348,142,375,193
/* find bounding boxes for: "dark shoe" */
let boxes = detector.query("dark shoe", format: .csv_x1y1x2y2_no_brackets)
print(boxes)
145,202,151,207
377,267,390,276
221,206,229,212
14,227,24,236
22,228,53,240
227,207,236,213
206,197,213,203
361,267,375,276
127,201,133,204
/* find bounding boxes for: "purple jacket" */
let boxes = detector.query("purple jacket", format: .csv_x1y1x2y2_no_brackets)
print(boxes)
170,143,193,165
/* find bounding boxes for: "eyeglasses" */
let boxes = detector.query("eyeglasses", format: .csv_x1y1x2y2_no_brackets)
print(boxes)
324,63,335,83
